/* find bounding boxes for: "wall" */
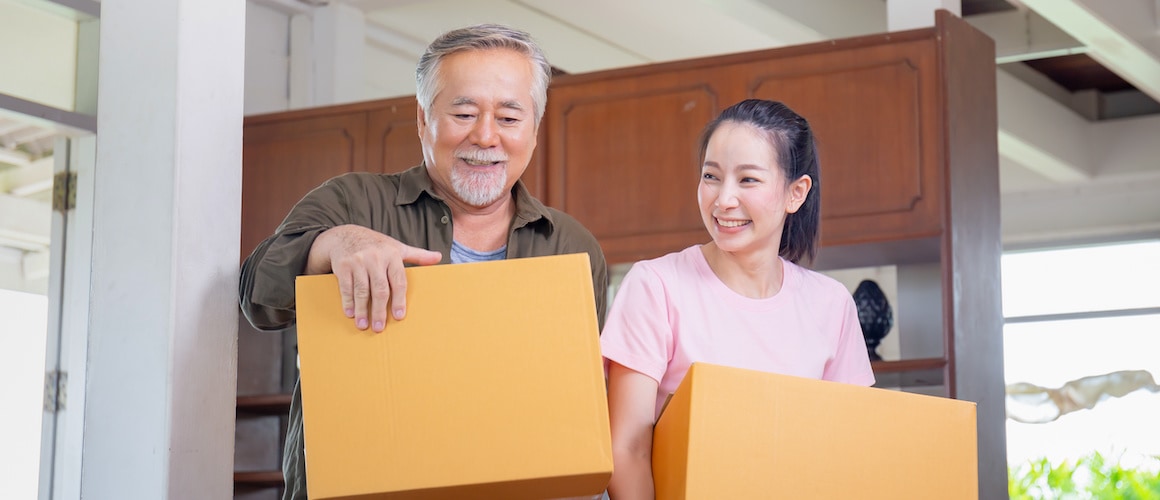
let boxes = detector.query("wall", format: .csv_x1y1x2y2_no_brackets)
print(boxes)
244,2,290,115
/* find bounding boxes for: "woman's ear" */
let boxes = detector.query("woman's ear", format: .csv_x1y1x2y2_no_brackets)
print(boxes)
786,174,812,214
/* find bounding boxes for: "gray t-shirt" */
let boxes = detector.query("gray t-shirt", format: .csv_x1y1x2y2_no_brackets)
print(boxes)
450,240,506,263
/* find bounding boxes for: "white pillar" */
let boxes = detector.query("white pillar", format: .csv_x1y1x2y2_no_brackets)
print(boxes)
290,2,365,108
83,0,243,497
887,0,962,31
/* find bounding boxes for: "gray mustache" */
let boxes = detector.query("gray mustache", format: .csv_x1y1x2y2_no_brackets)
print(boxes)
457,149,508,163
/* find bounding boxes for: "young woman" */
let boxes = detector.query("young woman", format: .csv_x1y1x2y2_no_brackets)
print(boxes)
600,99,875,499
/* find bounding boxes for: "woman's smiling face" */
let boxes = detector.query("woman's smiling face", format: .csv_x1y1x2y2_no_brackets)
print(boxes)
698,121,809,255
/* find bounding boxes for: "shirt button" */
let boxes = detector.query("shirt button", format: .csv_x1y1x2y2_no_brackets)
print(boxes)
440,215,449,224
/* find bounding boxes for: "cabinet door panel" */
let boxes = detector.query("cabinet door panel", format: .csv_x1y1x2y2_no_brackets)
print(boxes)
549,81,717,263
747,39,942,246
241,112,367,260
367,97,423,175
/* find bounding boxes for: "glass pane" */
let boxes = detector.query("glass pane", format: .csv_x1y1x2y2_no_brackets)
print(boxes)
0,288,48,500
1001,240,1160,318
1004,314,1160,468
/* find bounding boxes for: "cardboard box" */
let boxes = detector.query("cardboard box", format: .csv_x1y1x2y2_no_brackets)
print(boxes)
653,363,977,499
295,253,612,500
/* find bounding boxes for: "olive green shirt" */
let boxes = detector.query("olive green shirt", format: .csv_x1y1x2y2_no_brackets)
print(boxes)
238,165,608,500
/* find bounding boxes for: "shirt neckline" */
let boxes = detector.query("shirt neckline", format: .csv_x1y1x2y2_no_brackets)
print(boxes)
688,245,798,312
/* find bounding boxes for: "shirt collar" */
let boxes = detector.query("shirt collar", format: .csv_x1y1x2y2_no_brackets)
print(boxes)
395,163,556,231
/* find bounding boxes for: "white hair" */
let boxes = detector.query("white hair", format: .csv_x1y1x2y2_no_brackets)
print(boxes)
415,24,551,127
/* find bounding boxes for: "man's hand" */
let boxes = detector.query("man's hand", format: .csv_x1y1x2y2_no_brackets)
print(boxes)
306,225,443,332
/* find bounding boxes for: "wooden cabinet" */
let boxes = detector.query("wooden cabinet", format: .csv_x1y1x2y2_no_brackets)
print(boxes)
366,102,422,175
241,112,367,263
546,15,953,260
546,76,717,264
240,97,420,262
746,42,943,247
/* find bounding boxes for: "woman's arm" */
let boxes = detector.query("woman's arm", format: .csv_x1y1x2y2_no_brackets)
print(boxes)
607,361,660,500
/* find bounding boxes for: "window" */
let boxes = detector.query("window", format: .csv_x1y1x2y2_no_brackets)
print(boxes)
1002,240,1160,492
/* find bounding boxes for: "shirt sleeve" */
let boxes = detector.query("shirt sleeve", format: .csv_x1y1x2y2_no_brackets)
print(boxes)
823,292,877,387
238,176,355,331
599,263,672,384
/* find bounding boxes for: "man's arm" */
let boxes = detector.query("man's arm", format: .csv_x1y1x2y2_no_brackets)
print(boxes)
239,174,439,332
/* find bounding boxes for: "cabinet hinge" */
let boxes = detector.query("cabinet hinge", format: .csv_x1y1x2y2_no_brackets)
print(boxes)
44,370,68,413
52,171,77,213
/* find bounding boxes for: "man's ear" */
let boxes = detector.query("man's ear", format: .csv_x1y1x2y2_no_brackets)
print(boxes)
786,174,812,214
416,104,429,138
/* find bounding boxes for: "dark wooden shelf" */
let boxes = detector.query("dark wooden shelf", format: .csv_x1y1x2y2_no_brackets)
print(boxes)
872,358,947,390
234,470,283,488
236,393,292,416
871,357,946,373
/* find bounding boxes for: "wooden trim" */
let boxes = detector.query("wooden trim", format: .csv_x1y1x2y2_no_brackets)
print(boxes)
872,358,948,390
233,470,284,488
871,357,946,374
236,394,292,416
936,9,1006,499
244,95,417,126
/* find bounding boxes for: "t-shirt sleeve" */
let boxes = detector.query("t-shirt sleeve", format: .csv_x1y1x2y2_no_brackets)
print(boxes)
823,292,877,387
599,263,672,384
238,175,357,330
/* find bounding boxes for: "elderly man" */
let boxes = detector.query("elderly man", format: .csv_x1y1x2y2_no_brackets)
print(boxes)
239,24,608,499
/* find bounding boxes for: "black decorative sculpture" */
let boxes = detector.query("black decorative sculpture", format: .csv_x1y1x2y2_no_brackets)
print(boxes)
852,279,893,361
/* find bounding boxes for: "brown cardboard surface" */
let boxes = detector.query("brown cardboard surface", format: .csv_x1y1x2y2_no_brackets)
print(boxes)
653,363,978,499
295,253,612,500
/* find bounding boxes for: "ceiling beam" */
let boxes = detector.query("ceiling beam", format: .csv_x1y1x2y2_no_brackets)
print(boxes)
1015,0,1160,102
996,69,1093,183
341,0,428,10
364,20,426,61
1089,113,1160,178
248,0,311,15
0,92,96,134
3,156,55,195
0,193,50,250
1001,173,1160,245
22,248,49,281
692,0,825,44
966,9,1085,63
0,147,31,167
732,0,886,39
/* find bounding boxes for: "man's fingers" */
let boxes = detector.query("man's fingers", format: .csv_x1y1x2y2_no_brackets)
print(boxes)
401,244,443,266
350,269,371,331
336,270,356,319
369,266,391,333
386,259,409,321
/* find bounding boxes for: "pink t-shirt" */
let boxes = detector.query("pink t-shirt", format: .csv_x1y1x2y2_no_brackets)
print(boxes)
601,245,876,419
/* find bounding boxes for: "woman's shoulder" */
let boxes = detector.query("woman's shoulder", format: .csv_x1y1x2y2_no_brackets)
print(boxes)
785,260,852,300
630,245,706,278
